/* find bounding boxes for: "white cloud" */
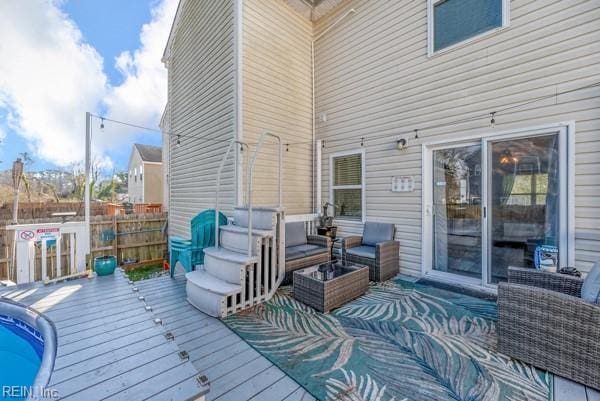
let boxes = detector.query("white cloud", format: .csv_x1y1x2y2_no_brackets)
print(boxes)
0,0,178,167
98,0,178,154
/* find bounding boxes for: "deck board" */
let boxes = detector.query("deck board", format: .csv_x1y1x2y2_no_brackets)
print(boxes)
248,376,301,401
587,387,600,401
12,270,593,401
1,270,207,401
136,273,313,401
554,375,591,401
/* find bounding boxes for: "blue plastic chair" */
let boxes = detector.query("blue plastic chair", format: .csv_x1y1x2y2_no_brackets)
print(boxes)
169,209,228,277
169,237,192,276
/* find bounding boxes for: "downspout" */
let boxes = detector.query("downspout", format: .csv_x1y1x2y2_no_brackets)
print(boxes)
235,0,244,207
311,8,356,213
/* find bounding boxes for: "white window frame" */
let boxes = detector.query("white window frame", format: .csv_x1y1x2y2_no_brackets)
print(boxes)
427,0,510,57
329,149,366,223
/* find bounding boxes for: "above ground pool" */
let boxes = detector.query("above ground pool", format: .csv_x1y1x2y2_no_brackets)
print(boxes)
0,298,56,401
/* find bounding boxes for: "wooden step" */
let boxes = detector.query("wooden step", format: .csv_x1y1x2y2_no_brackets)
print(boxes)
233,207,280,230
203,247,258,284
219,225,272,255
185,270,241,296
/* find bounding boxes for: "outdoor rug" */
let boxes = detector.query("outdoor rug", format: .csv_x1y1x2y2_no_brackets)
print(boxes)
223,279,552,401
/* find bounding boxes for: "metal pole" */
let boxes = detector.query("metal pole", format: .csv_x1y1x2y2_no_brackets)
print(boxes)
12,190,18,224
84,112,91,259
11,158,23,224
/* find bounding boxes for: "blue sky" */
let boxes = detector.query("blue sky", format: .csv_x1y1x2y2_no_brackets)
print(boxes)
63,0,152,86
0,0,176,173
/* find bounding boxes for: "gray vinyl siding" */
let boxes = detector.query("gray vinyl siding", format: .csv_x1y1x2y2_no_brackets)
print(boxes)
315,0,600,275
241,0,313,214
167,0,236,238
160,106,170,211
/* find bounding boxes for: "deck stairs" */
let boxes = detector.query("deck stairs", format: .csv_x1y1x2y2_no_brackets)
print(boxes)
185,132,285,318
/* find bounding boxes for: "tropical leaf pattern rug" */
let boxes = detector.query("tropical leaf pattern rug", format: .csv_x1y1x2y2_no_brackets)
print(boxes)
223,279,551,401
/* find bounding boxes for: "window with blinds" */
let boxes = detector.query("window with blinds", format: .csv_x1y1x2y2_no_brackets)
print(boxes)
431,0,506,53
331,152,363,220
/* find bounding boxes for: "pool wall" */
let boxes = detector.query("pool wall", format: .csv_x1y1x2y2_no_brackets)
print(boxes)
0,297,57,396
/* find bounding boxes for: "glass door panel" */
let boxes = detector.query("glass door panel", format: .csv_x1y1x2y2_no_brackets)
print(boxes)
488,134,560,283
432,144,482,279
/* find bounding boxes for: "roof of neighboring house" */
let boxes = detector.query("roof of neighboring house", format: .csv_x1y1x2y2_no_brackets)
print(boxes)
134,144,162,163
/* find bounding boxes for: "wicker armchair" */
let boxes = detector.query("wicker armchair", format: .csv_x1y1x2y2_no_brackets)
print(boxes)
284,222,331,284
342,222,399,282
498,267,600,390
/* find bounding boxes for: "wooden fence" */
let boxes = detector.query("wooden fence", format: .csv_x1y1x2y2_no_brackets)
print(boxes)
0,201,109,221
0,213,168,282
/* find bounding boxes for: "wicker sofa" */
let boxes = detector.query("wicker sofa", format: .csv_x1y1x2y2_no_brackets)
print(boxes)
498,267,600,390
342,222,399,282
284,222,331,284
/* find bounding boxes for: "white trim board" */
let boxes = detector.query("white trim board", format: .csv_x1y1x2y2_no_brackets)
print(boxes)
234,0,244,207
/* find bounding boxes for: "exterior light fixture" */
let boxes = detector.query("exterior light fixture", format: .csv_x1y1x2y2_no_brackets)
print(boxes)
396,138,407,150
100,117,105,130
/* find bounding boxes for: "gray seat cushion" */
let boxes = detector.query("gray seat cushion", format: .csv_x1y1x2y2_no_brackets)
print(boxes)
362,222,394,247
285,244,327,261
285,222,307,247
581,262,600,304
346,245,376,259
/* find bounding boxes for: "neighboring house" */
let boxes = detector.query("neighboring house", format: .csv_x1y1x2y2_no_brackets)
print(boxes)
127,144,163,204
162,0,600,287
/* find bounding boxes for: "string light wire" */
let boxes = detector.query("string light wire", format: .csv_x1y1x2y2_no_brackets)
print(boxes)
90,80,599,150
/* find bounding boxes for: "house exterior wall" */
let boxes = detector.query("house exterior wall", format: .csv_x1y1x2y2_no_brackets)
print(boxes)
314,0,600,275
241,0,314,214
160,106,170,211
128,150,144,204
143,163,164,204
166,0,236,238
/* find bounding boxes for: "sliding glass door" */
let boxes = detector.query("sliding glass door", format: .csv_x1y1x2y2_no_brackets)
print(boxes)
432,144,482,280
487,134,561,283
426,128,569,286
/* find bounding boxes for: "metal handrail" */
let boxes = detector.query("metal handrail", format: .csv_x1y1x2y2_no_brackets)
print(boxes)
215,140,248,248
247,131,282,256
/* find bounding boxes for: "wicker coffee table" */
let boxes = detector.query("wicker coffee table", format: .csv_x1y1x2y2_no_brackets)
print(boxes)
293,262,369,313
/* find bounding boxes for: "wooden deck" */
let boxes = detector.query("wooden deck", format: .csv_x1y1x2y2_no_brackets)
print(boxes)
1,270,597,401
0,270,208,401
133,272,314,401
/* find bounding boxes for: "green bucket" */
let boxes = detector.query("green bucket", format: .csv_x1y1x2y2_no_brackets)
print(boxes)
94,255,117,276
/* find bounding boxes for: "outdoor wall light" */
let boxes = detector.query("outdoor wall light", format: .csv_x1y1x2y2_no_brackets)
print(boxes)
396,138,407,150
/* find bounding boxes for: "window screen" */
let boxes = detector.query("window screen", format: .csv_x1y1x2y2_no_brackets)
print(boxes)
434,0,503,51
332,153,363,220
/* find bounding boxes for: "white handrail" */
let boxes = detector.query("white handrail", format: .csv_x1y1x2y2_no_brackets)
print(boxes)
215,140,248,248
247,131,282,256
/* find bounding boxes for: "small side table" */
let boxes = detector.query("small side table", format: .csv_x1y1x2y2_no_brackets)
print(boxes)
317,226,337,239
331,237,343,262
293,262,369,313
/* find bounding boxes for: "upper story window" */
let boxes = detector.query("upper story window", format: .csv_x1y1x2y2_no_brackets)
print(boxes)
330,150,365,221
428,0,509,55
139,165,143,181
